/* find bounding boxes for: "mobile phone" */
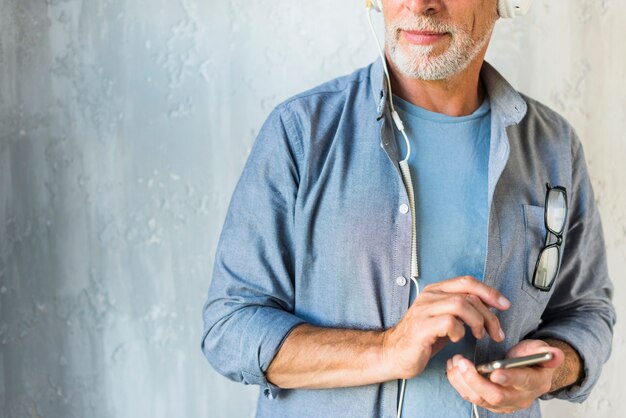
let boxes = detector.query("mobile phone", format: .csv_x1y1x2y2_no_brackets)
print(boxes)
476,352,553,374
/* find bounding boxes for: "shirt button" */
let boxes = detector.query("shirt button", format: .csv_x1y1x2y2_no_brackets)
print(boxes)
396,276,407,287
399,204,409,214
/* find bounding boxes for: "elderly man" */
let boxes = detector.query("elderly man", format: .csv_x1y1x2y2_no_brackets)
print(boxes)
201,1,615,417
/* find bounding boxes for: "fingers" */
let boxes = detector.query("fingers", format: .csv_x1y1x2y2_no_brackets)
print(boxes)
541,346,565,370
450,355,509,406
505,339,550,358
464,294,505,342
447,357,487,407
424,276,510,311
390,276,511,378
489,343,565,392
423,293,504,342
489,367,552,393
447,355,526,413
384,314,466,379
425,315,466,344
505,340,565,370
448,352,557,414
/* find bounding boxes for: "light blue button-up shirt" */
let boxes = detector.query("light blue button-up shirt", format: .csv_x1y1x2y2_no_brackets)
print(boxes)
201,58,615,418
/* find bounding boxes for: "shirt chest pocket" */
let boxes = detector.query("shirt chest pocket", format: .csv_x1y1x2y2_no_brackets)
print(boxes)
522,204,551,300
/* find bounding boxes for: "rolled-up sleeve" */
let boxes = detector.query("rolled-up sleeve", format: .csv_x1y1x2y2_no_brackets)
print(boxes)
201,104,307,400
531,133,616,402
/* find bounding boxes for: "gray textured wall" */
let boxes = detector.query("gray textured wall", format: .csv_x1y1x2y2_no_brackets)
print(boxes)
0,1,624,417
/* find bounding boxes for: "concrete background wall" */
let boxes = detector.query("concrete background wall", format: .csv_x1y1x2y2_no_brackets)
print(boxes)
0,1,623,417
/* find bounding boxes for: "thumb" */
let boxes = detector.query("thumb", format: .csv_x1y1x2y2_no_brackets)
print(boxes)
506,339,564,369
538,346,565,370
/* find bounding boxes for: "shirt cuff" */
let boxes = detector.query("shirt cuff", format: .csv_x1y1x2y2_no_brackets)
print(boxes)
240,307,307,400
530,319,609,403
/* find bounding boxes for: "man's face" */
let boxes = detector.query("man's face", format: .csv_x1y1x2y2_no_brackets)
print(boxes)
382,0,499,80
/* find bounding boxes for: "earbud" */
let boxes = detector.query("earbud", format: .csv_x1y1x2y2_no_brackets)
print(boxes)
365,0,383,13
367,0,532,19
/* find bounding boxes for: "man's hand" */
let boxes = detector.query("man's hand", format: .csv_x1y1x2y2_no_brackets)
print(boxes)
381,276,510,380
446,339,565,414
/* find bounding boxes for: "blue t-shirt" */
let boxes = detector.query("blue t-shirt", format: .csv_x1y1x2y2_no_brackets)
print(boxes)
393,95,491,418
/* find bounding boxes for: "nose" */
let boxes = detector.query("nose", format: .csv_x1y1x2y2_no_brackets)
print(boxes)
403,0,443,15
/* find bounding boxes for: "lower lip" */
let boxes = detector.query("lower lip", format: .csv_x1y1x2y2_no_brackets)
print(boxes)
402,31,446,45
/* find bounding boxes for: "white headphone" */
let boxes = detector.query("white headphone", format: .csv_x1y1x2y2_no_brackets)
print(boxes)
367,0,533,19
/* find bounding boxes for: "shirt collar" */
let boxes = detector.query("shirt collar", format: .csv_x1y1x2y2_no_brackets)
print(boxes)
369,57,527,126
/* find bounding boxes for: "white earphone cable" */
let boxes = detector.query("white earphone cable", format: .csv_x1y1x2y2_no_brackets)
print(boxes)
366,4,420,417
365,4,411,163
366,0,419,276
365,3,418,279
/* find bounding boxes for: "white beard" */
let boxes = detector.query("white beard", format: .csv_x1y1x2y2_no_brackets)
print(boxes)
385,15,495,81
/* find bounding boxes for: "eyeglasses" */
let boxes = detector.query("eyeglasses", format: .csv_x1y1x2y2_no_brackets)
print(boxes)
532,183,568,291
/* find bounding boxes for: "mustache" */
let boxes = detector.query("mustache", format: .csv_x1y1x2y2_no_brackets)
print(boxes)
389,16,456,35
